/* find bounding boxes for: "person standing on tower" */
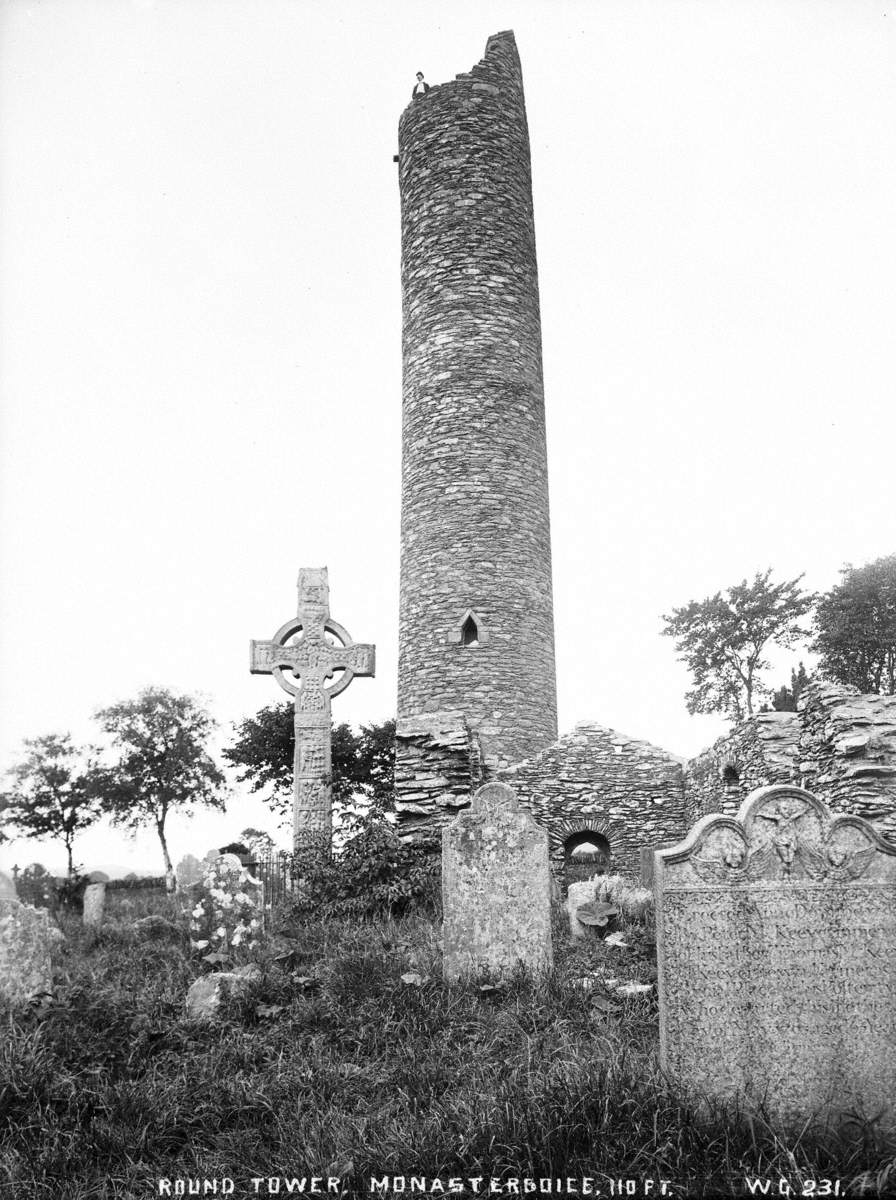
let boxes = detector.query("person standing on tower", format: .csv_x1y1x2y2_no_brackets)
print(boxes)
412,71,430,100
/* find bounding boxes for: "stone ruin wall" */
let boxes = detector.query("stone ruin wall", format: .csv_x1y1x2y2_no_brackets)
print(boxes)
396,31,557,773
395,719,689,881
684,683,896,842
684,712,801,823
495,724,688,878
396,682,896,874
798,682,896,841
394,712,485,841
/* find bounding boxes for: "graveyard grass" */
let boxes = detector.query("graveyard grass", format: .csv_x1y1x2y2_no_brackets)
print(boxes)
2,887,894,1200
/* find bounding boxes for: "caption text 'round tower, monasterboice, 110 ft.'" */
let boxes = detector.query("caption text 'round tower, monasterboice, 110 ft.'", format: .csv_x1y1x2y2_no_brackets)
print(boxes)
395,31,559,809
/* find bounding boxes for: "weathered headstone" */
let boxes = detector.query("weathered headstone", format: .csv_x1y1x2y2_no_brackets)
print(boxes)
175,853,203,889
442,782,552,982
82,882,106,930
250,567,375,858
656,784,896,1133
0,872,53,1005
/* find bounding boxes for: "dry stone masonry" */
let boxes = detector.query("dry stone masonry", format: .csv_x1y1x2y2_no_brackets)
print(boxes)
497,723,688,879
442,782,552,981
685,683,896,842
396,31,557,786
798,682,896,839
656,785,896,1134
394,711,485,840
250,567,375,857
685,712,800,821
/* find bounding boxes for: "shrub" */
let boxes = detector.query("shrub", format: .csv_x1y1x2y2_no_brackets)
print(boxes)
288,818,440,919
188,855,264,957
52,872,91,912
106,876,167,891
14,863,54,908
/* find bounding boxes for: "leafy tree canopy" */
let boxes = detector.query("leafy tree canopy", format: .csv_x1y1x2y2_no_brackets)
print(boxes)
812,554,896,695
662,569,815,721
239,827,276,857
764,662,811,713
94,687,226,887
0,733,103,877
223,707,395,829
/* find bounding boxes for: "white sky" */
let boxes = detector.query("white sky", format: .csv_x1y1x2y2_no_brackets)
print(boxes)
1,0,894,875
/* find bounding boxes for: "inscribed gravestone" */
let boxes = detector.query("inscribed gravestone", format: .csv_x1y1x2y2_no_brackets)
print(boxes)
250,567,375,859
442,782,552,982
0,870,53,1005
656,784,896,1132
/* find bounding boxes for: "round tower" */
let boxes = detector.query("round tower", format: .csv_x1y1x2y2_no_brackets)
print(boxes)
397,30,557,771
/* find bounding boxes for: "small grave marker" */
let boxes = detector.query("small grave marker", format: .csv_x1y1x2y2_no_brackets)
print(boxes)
82,882,106,930
656,784,896,1132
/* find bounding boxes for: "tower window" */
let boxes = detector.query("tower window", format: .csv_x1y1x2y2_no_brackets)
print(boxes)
461,615,479,646
449,608,490,646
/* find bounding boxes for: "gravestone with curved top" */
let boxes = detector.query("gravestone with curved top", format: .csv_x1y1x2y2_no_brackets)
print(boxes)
442,782,552,982
656,784,896,1133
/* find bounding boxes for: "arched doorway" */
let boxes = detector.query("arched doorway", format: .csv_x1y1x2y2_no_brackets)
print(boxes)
563,831,611,887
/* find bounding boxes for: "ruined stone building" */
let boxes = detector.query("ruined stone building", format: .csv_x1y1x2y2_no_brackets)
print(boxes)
392,32,896,881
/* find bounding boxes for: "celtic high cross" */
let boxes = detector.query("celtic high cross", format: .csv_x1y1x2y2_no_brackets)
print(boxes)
250,567,375,857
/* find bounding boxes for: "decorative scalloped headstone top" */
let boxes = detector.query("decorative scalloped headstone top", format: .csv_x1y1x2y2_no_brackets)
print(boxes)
656,785,896,1133
441,782,552,982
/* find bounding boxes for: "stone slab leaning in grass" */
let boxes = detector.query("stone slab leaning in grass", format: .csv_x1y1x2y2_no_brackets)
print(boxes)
0,869,53,1005
656,784,896,1134
442,782,552,982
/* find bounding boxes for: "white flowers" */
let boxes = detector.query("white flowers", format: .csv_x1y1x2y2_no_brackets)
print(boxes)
187,858,264,956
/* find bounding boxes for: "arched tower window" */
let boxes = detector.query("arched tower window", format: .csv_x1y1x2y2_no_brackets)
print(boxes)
461,615,479,646
449,608,490,647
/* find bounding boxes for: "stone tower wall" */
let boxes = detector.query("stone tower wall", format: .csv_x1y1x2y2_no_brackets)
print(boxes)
396,31,557,771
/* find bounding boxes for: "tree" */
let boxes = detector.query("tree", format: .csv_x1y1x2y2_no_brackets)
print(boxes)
0,733,103,877
662,570,815,721
813,554,896,695
223,707,396,828
240,827,276,858
768,662,810,712
94,688,226,890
